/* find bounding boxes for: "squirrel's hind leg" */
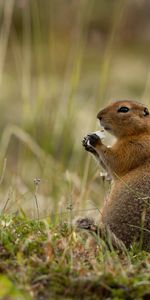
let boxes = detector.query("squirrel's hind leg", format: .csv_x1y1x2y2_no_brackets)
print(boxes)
76,217,126,252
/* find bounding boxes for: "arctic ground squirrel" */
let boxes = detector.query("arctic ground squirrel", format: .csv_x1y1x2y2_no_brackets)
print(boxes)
80,100,150,251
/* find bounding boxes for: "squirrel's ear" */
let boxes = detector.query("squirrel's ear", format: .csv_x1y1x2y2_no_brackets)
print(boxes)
144,107,149,116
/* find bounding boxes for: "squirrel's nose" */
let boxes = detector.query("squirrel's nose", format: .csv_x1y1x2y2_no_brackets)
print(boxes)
97,112,102,120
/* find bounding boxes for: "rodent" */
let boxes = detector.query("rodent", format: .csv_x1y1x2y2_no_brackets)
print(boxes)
81,100,150,251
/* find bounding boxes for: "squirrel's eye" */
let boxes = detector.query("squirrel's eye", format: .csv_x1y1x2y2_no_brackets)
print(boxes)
144,107,149,116
117,106,129,113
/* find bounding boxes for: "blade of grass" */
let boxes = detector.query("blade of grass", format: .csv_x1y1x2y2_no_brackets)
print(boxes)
0,0,15,85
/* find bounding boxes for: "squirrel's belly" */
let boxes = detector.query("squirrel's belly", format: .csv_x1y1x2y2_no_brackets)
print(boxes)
101,169,150,249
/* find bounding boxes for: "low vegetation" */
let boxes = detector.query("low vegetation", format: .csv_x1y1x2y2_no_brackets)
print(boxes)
0,213,149,299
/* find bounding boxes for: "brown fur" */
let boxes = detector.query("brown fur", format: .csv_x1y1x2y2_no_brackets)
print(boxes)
84,100,150,250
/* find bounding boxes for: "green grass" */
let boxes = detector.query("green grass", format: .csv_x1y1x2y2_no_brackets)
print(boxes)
0,213,149,300
0,0,150,299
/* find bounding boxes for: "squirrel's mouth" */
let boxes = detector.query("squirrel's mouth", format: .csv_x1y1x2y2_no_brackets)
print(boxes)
104,126,111,131
99,119,111,131
100,122,111,131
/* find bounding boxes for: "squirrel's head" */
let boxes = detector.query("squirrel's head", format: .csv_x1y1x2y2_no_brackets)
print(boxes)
97,100,150,138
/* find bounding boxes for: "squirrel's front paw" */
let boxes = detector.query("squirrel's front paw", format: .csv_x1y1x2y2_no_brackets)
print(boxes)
82,136,96,154
83,133,101,149
82,136,90,149
88,133,101,147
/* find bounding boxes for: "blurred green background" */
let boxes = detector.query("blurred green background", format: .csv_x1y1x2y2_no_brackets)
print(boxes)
0,0,150,219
